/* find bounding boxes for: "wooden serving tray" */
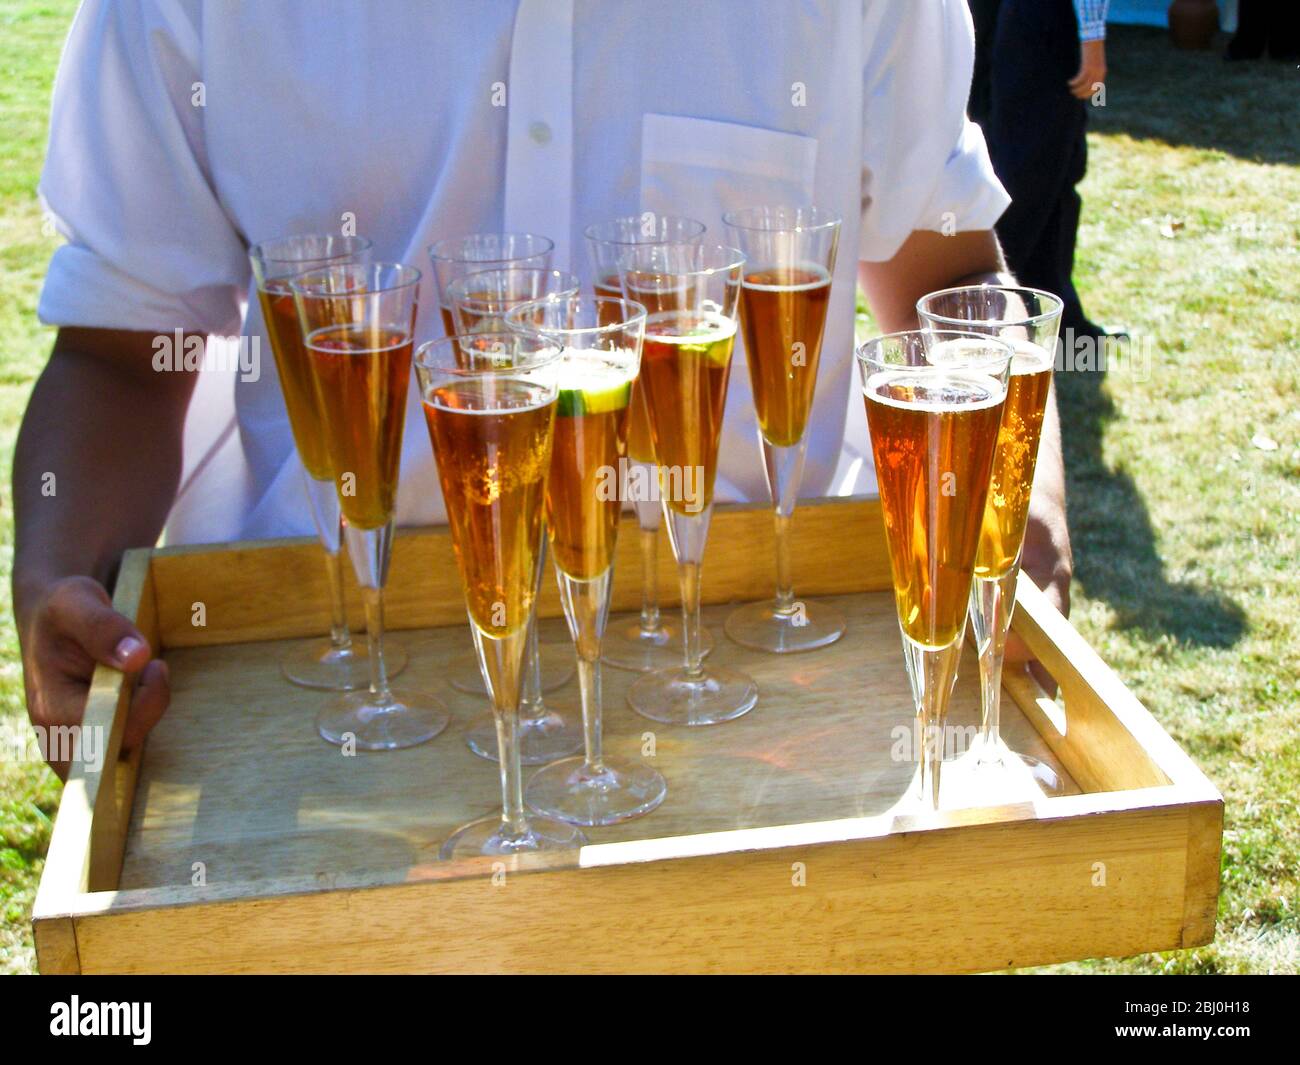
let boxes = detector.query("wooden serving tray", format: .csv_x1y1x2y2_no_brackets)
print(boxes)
32,498,1222,974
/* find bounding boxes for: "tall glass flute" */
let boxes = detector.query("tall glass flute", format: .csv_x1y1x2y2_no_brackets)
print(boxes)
292,263,449,750
584,214,713,672
621,243,759,725
723,206,844,653
446,268,583,764
430,238,575,706
506,294,667,825
917,287,1064,783
856,330,1013,809
448,268,579,334
250,235,407,690
427,232,555,337
418,334,586,857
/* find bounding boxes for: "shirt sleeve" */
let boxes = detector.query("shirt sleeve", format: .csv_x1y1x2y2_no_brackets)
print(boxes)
1074,0,1109,42
37,0,248,335
858,0,1010,262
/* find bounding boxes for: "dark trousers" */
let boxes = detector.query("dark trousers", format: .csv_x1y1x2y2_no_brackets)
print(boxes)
972,0,1094,333
1227,0,1300,60
968,0,1001,127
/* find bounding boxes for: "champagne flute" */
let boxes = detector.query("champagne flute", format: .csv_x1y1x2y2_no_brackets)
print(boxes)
428,232,554,337
856,330,1013,809
506,293,667,825
446,266,584,764
292,262,448,750
428,236,574,702
620,243,759,725
584,214,714,672
448,267,579,334
917,286,1064,788
250,235,408,690
722,206,844,653
418,333,586,857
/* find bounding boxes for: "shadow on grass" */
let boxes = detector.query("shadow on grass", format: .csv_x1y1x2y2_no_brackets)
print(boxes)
1057,353,1247,648
1092,27,1300,167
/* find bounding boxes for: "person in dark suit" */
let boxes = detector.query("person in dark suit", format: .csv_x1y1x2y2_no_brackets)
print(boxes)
1226,0,1300,61
969,0,1111,343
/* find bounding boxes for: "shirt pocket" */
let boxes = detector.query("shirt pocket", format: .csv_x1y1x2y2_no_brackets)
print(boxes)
639,113,818,233
639,113,820,503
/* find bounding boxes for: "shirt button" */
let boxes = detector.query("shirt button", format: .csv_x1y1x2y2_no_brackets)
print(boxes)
529,121,552,146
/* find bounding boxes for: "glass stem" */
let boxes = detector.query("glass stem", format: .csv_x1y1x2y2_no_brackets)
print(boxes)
471,611,533,840
901,633,963,811
577,654,603,772
494,702,528,837
919,710,942,811
519,613,545,724
971,567,1019,761
555,568,612,772
361,587,392,703
304,474,353,650
519,529,552,724
679,560,705,680
496,524,550,835
772,510,795,613
760,436,808,615
324,529,352,650
979,633,1006,751
638,525,662,635
342,520,395,707
631,478,663,637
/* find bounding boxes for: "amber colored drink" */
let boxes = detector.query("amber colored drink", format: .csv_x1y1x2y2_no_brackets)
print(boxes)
623,384,655,464
259,282,334,480
595,278,653,463
972,341,1055,579
637,310,737,517
738,265,831,447
424,378,556,637
303,324,413,530
865,370,1006,648
450,290,512,334
592,277,622,306
441,298,509,335
546,352,635,581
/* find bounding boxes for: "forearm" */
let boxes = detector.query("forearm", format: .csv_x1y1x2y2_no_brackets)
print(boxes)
1024,381,1072,587
858,229,1008,331
13,331,195,621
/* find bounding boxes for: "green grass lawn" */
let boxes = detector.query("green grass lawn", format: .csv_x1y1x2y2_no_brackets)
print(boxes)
1035,28,1300,973
0,0,73,975
1,8,1297,973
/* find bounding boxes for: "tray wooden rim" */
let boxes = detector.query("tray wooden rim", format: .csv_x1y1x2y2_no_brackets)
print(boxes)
32,497,1223,974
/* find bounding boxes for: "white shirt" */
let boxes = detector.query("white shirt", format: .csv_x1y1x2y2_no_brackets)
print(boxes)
38,0,1009,545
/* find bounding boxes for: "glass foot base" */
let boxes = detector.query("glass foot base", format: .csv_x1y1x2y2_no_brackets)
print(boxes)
282,637,407,691
602,617,713,673
525,757,667,826
317,690,449,750
724,599,845,654
628,665,758,726
439,815,586,860
1020,755,1065,795
447,648,574,695
464,709,584,765
978,740,1067,797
